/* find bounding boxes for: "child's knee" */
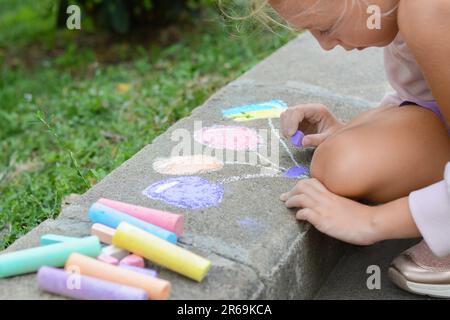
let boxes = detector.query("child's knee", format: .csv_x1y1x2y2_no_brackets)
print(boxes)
310,131,370,198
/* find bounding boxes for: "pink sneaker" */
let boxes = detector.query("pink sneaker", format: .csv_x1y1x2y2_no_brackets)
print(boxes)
389,241,450,298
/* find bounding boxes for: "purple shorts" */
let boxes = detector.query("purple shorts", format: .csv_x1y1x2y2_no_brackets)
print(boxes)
400,100,450,136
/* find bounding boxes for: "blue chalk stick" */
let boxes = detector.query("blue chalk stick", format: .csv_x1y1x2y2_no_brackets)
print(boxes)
290,131,305,148
40,234,80,246
88,203,177,244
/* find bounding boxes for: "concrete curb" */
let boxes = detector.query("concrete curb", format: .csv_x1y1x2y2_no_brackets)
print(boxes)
0,33,390,299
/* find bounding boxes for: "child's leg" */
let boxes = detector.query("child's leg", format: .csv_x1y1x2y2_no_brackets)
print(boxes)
310,104,450,203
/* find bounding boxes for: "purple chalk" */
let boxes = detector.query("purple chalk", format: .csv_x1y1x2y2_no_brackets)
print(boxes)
290,131,305,148
283,166,310,179
143,176,224,210
119,264,158,278
37,266,148,300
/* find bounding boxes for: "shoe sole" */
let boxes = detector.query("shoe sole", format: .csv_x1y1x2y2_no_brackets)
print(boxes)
388,267,450,299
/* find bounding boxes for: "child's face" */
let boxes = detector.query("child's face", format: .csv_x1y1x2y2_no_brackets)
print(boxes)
269,0,399,51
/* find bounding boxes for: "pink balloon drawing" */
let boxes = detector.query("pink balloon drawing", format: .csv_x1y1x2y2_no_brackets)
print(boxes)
142,176,224,209
194,125,262,151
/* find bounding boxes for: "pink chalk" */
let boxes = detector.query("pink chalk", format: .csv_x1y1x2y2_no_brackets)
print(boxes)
120,254,145,268
97,253,119,265
97,198,184,237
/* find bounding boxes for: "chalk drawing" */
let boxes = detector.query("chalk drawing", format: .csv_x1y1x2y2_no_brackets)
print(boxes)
194,125,262,151
153,155,223,175
143,176,224,210
222,100,288,122
283,165,310,179
144,100,313,210
224,161,283,173
219,172,281,184
237,217,267,233
268,118,300,168
254,152,287,171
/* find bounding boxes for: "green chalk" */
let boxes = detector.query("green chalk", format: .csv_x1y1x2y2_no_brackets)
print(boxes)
40,234,80,246
0,236,101,278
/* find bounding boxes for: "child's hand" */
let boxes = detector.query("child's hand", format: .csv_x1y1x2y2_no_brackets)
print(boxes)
280,104,344,147
280,178,379,246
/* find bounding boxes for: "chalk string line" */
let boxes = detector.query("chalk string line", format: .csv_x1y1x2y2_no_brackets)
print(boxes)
268,118,300,168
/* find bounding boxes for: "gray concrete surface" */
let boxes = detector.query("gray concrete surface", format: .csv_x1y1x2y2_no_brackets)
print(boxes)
0,33,398,299
315,239,437,300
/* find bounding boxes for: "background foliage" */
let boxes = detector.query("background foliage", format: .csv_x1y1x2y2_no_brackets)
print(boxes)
0,0,294,249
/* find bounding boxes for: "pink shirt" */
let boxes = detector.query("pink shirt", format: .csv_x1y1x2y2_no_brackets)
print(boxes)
382,32,450,257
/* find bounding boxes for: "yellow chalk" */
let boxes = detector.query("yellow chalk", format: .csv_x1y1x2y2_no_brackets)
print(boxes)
113,222,211,282
230,109,284,121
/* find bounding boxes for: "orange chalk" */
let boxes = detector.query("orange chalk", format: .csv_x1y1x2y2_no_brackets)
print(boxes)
91,223,115,244
65,253,170,300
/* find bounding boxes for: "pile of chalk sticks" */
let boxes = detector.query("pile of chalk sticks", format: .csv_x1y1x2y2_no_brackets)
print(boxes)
0,198,211,300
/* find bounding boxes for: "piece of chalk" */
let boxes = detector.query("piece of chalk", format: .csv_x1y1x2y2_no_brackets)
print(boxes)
113,222,211,282
101,245,129,260
65,253,171,300
97,253,119,265
38,266,148,300
97,198,184,237
119,264,157,277
91,223,115,244
0,236,101,278
88,203,177,244
120,254,145,268
290,130,305,148
40,234,80,246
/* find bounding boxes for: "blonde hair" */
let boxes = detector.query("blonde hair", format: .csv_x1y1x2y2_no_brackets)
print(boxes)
219,0,399,35
218,0,292,32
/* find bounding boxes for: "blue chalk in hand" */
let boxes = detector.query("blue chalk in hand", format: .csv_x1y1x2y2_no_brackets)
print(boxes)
290,131,304,148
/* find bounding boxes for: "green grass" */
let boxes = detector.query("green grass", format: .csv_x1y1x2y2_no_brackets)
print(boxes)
0,2,294,249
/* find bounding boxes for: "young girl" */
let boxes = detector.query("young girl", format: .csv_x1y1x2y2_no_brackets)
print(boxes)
250,0,450,297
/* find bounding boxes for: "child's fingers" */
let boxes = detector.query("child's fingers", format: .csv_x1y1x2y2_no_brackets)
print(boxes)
296,208,319,226
280,178,328,202
279,110,289,138
304,178,328,193
284,194,316,209
281,104,329,139
302,132,328,148
280,108,304,138
285,109,305,137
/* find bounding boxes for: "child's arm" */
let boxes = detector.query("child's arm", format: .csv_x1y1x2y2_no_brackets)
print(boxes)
399,0,450,124
404,163,450,257
280,164,450,254
372,163,450,257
